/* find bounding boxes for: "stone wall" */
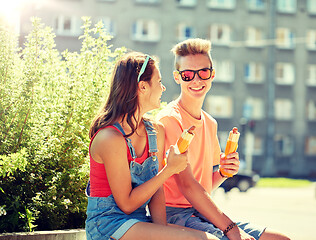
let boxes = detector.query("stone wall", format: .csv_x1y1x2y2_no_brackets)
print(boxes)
0,229,86,240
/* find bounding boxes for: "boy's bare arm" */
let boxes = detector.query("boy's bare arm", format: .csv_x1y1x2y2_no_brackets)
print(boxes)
174,166,233,231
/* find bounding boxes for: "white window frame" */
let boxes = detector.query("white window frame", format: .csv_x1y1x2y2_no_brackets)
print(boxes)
307,0,316,14
275,134,294,156
177,0,197,7
246,27,264,47
306,30,316,50
135,0,160,3
95,17,116,37
277,0,296,13
54,16,82,36
275,98,293,120
307,64,316,86
305,136,316,155
247,0,265,11
218,131,229,151
207,0,236,9
213,60,235,82
132,19,161,42
209,24,231,46
276,28,295,49
206,95,233,118
244,62,265,83
243,97,264,120
275,62,295,85
307,100,316,121
252,136,264,156
176,23,195,41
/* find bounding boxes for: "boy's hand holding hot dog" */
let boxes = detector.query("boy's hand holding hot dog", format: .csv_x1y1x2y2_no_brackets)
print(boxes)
219,127,240,178
219,152,240,178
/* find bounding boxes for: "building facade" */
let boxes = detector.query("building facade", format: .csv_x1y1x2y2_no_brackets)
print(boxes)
19,0,316,177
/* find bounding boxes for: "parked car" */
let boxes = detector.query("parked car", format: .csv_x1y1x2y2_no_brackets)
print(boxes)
220,170,260,193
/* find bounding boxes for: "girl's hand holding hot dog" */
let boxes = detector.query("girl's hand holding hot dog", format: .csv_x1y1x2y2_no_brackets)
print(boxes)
164,145,188,175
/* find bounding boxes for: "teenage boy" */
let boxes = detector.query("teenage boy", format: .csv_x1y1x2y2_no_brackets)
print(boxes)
157,38,290,240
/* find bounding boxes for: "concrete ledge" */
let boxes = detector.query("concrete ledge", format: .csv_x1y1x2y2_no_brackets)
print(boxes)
0,229,86,240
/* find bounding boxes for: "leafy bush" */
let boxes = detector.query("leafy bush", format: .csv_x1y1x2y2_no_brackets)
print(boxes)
0,17,125,232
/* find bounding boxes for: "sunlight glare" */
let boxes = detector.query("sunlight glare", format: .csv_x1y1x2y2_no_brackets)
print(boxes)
0,0,26,31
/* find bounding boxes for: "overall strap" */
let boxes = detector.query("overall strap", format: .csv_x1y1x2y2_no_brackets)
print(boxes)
112,122,137,159
143,120,158,159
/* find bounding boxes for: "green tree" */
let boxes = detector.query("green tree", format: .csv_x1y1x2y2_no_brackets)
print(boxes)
0,17,125,232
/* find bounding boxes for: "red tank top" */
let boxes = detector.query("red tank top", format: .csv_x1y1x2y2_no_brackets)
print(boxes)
89,125,149,197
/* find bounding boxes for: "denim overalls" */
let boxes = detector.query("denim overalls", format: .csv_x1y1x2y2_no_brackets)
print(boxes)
85,120,159,240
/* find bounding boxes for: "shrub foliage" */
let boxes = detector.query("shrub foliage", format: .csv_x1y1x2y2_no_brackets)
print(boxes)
0,17,125,232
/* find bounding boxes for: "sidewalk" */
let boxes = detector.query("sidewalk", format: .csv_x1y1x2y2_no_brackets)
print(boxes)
212,183,316,240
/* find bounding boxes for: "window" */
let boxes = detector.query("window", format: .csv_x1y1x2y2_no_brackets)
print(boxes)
244,134,264,156
306,30,316,50
305,136,316,155
96,17,116,37
252,136,264,155
54,16,82,36
246,27,264,47
275,63,295,85
217,131,228,151
206,95,233,118
275,98,293,120
307,64,316,86
307,0,316,14
276,28,295,49
176,0,197,7
213,60,234,82
132,19,160,42
243,98,264,120
277,0,296,13
244,62,265,83
275,134,294,156
247,0,265,11
209,24,231,46
135,0,160,3
307,100,316,120
176,23,195,41
218,131,263,155
207,0,236,9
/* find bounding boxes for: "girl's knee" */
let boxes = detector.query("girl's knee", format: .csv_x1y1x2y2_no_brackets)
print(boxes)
193,233,220,240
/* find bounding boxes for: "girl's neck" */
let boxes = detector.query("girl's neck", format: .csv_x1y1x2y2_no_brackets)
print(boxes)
118,113,144,135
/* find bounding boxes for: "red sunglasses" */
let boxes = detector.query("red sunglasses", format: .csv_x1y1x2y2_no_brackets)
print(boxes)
177,67,213,82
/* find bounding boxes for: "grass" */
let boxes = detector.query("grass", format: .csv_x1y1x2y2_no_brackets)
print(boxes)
257,178,314,188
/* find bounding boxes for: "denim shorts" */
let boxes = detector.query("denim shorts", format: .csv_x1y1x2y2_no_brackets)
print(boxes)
86,195,151,240
85,155,159,240
166,206,266,240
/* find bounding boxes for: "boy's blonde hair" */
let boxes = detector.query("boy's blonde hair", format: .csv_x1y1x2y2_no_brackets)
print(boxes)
171,38,212,70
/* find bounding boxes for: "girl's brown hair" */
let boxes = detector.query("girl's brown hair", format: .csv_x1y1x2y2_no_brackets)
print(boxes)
89,52,156,138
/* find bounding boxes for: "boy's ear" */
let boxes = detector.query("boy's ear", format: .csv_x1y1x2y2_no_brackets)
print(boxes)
211,69,215,80
173,71,181,84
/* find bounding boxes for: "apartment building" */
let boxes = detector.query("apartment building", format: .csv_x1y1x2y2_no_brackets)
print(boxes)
19,0,316,177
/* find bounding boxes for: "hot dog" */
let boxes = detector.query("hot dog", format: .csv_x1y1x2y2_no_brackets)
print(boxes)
220,127,240,178
163,125,195,167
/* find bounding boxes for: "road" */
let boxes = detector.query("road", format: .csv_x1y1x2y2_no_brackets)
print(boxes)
212,184,316,240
